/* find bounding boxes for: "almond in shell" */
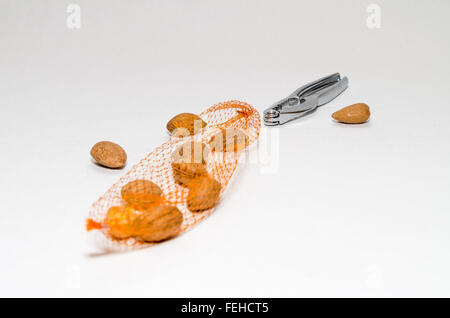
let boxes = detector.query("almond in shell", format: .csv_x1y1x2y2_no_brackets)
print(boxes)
135,205,183,242
166,113,207,137
171,142,209,186
208,128,249,152
186,176,222,212
90,141,127,168
121,180,162,210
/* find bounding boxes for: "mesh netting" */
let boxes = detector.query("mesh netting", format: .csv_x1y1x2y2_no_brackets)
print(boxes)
87,100,261,251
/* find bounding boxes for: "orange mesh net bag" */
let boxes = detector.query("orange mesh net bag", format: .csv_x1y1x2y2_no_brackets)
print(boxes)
86,100,261,251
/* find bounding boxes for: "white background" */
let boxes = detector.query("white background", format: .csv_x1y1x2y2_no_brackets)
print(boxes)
1,0,450,297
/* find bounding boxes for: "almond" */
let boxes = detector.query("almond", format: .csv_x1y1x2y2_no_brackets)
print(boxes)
90,141,127,168
332,103,370,124
171,142,209,186
172,162,208,186
208,128,249,152
167,113,207,137
121,180,162,210
105,205,139,240
135,205,183,242
171,141,209,163
186,176,221,212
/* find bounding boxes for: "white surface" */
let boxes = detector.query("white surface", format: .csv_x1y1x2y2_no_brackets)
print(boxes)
1,0,450,297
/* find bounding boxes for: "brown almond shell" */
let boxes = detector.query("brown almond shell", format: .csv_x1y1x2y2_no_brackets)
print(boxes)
187,176,221,212
136,205,183,242
171,142,209,186
166,113,207,137
91,141,127,168
121,180,162,210
208,128,249,152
